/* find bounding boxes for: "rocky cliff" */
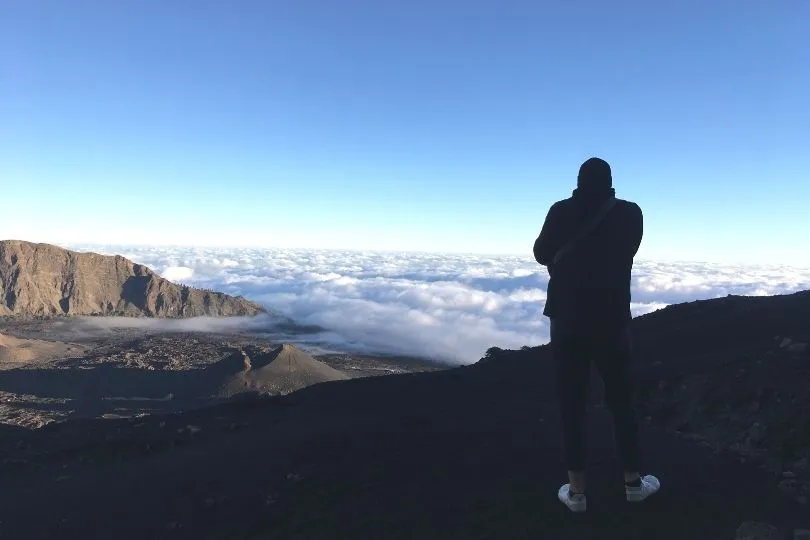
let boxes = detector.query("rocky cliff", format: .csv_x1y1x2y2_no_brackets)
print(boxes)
0,240,265,317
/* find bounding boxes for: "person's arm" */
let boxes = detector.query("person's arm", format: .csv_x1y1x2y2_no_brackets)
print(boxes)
533,203,561,267
628,203,643,258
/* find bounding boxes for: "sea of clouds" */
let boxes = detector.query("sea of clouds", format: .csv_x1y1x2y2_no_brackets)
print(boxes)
63,244,810,365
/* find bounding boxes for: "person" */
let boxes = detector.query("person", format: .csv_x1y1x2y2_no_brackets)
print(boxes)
533,157,659,513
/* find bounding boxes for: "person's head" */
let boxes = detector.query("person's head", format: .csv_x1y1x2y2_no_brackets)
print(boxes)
577,157,612,191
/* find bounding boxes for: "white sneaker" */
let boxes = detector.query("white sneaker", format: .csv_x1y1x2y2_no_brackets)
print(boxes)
558,484,587,513
625,474,660,502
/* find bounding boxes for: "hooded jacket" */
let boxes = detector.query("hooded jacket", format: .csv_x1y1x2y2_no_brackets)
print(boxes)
533,185,643,329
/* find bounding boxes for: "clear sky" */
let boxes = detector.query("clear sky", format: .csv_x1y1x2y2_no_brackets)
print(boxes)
1,0,808,265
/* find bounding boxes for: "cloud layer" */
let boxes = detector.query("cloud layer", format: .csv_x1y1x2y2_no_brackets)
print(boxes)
63,244,810,365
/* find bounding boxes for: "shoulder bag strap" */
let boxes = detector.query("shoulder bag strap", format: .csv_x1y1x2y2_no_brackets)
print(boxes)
552,197,617,265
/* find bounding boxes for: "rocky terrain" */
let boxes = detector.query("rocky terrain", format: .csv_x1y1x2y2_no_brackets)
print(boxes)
0,291,808,539
0,317,443,429
482,292,810,505
0,240,265,317
483,290,810,535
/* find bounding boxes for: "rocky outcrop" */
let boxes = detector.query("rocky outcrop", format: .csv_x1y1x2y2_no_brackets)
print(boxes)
212,344,350,397
0,240,265,317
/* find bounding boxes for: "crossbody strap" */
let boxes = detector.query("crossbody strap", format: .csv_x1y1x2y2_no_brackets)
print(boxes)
552,197,617,265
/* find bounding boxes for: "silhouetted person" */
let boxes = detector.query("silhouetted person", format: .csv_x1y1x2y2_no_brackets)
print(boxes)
533,157,659,513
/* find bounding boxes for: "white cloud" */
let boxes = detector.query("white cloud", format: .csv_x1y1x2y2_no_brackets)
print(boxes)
161,266,194,282
60,243,810,365
66,313,281,335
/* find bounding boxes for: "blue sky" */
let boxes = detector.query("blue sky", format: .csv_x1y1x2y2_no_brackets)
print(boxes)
1,0,808,265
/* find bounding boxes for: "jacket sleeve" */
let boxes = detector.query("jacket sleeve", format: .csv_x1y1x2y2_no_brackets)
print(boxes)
533,203,561,267
628,203,643,258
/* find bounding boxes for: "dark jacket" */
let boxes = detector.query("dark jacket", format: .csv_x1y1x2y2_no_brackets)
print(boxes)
533,187,643,329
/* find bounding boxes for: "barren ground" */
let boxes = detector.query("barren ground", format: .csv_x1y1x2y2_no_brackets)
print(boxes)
0,317,445,429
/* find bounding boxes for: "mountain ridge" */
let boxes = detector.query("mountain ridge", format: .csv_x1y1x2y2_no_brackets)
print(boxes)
0,239,265,317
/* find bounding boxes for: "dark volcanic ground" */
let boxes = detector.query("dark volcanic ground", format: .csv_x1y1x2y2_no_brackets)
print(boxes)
0,317,444,426
0,292,809,539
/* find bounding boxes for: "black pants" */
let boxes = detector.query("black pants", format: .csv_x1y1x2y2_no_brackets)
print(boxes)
550,318,641,472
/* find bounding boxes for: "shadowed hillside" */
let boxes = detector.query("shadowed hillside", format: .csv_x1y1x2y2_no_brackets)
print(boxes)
0,240,265,317
480,290,810,505
0,291,808,539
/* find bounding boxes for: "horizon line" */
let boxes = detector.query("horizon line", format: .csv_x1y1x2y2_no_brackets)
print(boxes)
4,238,810,270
